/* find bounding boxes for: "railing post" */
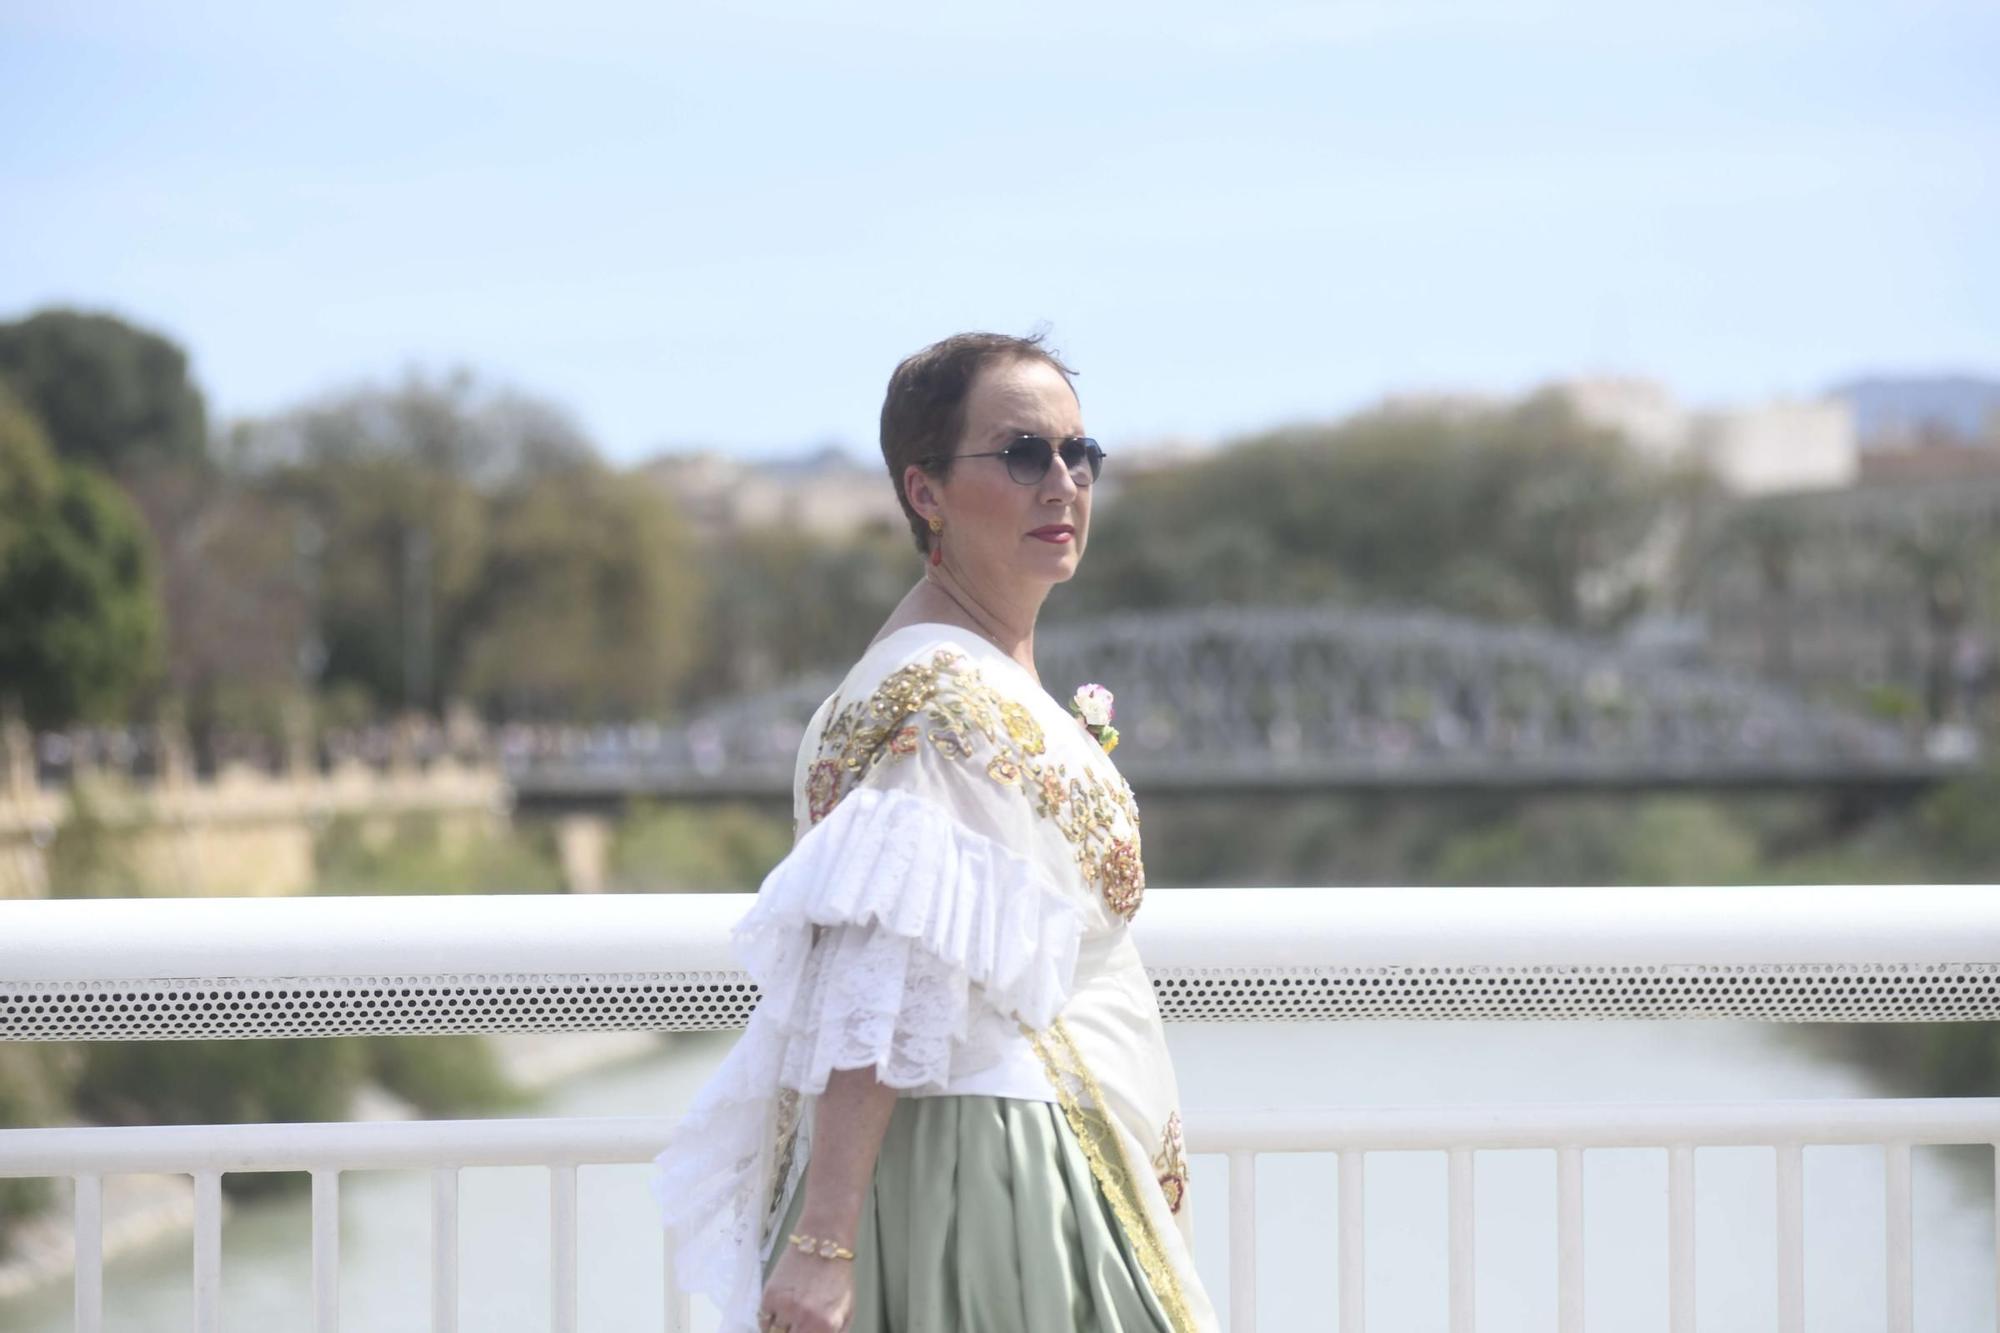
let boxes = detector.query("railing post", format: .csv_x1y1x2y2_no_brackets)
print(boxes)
1447,1148,1474,1333
193,1169,222,1333
431,1167,459,1333
552,1163,578,1333
312,1168,340,1332
663,1229,691,1333
1667,1144,1695,1333
1338,1148,1364,1333
1776,1142,1804,1333
1228,1149,1256,1333
1886,1142,1912,1333
73,1173,102,1333
1557,1146,1583,1333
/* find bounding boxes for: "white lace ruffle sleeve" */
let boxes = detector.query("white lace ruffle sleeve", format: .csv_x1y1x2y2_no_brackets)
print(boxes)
647,661,1084,1333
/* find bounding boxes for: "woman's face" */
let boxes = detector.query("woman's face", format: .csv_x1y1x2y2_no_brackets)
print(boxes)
919,356,1090,586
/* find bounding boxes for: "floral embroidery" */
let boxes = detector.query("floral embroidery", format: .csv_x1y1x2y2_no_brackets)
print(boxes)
927,728,973,760
1000,698,1046,756
1033,765,1067,818
1102,837,1145,919
805,758,843,826
1152,1109,1189,1215
804,646,1146,920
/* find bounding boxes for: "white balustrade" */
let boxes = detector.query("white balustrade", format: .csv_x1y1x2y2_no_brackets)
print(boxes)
3,885,1999,1330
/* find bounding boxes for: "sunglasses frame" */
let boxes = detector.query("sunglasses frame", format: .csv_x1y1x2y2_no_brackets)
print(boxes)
925,434,1106,486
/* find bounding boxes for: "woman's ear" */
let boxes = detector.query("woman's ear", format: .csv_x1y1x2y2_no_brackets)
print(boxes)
905,465,940,523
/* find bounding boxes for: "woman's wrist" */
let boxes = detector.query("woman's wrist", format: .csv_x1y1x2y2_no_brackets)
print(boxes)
783,1230,856,1261
794,1201,861,1247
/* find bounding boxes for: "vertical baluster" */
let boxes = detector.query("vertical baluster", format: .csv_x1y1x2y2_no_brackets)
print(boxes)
1338,1148,1365,1333
1227,1150,1256,1333
73,1173,102,1333
1556,1146,1583,1333
193,1169,222,1333
551,1163,578,1333
432,1167,459,1333
1775,1143,1804,1333
1885,1142,1912,1333
663,1228,691,1333
312,1168,340,1332
1446,1148,1474,1333
1667,1145,1695,1333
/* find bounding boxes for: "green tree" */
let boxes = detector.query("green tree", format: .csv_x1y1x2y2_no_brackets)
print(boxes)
1073,392,1685,631
683,522,911,702
459,455,703,718
0,308,209,474
246,374,516,713
0,387,162,725
243,371,705,717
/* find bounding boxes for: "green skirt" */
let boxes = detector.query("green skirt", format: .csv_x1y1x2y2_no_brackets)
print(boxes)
763,1093,1175,1333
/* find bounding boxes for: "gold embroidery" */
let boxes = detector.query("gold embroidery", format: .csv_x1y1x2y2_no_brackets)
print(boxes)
927,728,973,760
1000,698,1046,756
803,646,1146,919
1025,1018,1196,1333
1102,837,1145,919
1152,1109,1189,1215
763,1087,804,1243
1032,764,1066,818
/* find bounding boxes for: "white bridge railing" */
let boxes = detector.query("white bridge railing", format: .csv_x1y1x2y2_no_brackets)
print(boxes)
3,885,1999,1333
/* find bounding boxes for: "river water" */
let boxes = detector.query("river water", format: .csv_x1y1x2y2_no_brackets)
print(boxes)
5,1020,1994,1331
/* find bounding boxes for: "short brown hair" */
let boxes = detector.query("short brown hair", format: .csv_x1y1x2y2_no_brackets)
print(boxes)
879,331,1079,556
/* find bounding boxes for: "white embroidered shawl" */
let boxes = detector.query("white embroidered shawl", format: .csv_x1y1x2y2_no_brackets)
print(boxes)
648,626,1216,1333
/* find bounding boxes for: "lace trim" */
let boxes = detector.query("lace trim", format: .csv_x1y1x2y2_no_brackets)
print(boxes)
652,782,1084,1333
1024,1017,1197,1333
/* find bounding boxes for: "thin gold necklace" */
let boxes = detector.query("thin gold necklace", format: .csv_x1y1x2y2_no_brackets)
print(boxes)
920,573,1036,683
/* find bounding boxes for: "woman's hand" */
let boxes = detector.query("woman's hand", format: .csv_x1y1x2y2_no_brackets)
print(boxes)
758,1246,855,1333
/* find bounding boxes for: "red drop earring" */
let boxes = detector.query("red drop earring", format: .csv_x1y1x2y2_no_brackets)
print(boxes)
928,515,943,566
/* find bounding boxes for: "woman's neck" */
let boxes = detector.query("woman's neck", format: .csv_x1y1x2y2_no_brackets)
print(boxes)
900,573,1042,680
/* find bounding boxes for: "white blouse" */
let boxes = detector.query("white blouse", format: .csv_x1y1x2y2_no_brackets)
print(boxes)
651,623,1217,1333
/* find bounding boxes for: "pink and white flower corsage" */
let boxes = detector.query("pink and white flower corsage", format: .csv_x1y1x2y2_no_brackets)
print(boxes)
1068,683,1120,753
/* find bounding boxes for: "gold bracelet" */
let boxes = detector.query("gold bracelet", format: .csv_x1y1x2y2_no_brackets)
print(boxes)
786,1231,855,1261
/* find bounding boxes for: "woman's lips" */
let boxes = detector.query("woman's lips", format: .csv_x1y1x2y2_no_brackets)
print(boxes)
1029,529,1074,543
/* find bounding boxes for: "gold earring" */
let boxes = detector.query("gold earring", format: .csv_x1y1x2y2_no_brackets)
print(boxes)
928,515,943,533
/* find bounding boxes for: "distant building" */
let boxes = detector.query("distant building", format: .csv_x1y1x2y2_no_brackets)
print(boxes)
1829,375,2000,449
637,444,904,541
1549,376,1859,495
1859,442,2000,485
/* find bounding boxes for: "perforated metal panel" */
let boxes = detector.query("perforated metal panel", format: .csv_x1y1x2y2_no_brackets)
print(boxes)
1148,962,2000,1022
7,961,1999,1040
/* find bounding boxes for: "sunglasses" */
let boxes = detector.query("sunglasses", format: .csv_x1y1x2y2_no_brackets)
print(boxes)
927,435,1106,486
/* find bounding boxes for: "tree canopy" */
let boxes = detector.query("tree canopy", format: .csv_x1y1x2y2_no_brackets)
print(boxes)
0,309,209,474
0,385,162,725
1069,391,1707,633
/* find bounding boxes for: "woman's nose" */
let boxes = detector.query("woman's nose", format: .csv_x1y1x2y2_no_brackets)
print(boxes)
1042,456,1082,498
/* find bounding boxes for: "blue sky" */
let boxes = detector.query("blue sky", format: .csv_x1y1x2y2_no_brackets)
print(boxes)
2,1,1995,465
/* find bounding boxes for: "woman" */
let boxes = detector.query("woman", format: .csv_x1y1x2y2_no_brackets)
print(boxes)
650,332,1217,1333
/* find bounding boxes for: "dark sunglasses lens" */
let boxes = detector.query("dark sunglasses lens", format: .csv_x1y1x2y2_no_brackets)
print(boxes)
1004,437,1055,484
1005,437,1101,484
1062,439,1103,482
